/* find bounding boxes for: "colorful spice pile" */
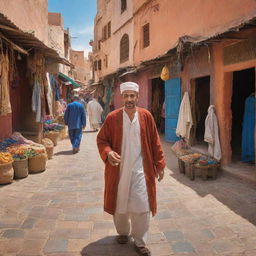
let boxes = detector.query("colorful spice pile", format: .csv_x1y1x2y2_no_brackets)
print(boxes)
0,132,46,160
0,152,13,164
180,153,202,163
44,116,64,132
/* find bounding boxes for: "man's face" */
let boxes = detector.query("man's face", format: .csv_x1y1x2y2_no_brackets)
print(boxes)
122,90,139,110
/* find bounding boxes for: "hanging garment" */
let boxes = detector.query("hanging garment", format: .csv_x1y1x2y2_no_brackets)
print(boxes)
204,105,222,161
242,95,255,162
32,80,41,122
0,53,12,116
176,92,193,141
46,73,53,116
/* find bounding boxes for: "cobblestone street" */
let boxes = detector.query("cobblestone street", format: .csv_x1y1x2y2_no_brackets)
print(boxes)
0,130,255,256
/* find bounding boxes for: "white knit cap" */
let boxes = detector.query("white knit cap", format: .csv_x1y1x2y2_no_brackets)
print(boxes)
120,82,139,94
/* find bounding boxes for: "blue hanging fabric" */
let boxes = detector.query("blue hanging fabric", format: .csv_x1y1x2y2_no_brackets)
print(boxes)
241,95,255,162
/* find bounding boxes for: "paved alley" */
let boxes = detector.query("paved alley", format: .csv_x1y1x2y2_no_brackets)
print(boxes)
0,130,256,256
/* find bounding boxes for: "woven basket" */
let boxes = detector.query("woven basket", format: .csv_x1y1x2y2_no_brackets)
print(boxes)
46,146,54,160
28,153,47,173
44,131,59,146
13,158,28,179
59,127,67,140
0,161,14,184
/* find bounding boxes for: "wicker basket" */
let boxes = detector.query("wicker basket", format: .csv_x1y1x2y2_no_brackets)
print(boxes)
46,146,54,160
0,161,14,184
28,153,47,173
13,158,28,179
59,127,67,140
43,131,59,146
42,138,54,160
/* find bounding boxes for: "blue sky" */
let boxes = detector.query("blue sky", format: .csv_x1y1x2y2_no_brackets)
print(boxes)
48,0,96,58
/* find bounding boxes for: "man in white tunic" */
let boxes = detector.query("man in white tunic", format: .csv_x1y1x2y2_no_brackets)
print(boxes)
87,97,103,131
99,82,165,256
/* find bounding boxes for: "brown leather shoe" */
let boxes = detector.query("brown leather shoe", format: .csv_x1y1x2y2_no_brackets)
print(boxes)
134,245,151,256
116,235,128,244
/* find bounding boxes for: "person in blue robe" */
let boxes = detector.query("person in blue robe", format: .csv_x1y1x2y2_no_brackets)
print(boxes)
64,95,86,153
242,94,255,162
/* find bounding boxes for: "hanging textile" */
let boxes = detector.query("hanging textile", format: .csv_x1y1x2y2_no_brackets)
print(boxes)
32,79,41,122
242,95,255,162
204,105,222,161
0,53,12,116
46,73,53,116
176,92,193,142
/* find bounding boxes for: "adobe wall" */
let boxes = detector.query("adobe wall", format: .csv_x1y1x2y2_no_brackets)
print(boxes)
0,0,48,44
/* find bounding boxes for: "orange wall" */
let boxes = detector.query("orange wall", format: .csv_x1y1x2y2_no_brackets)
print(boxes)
133,0,256,66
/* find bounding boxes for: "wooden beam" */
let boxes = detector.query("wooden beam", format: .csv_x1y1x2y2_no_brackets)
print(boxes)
0,31,28,55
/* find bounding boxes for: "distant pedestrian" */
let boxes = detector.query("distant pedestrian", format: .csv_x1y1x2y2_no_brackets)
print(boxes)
64,95,86,153
87,97,103,131
97,82,166,256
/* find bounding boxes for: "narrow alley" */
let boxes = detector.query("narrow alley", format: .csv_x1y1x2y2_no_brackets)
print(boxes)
0,130,255,256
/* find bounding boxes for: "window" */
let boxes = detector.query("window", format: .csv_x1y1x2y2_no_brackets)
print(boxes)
98,59,102,70
94,61,98,71
104,55,108,68
107,21,111,38
120,34,129,63
102,25,107,41
143,23,150,48
98,40,101,50
121,0,127,13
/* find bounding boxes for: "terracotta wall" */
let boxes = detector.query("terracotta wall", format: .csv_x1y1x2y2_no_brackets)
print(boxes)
133,0,256,66
0,0,49,44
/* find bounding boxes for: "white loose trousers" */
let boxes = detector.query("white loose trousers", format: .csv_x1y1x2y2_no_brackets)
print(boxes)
114,212,150,247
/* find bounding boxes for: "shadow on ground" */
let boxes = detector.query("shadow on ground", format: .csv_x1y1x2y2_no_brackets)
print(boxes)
81,236,138,256
83,130,98,133
161,139,256,226
54,150,73,156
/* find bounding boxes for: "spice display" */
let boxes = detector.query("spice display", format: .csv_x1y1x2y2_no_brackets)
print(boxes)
44,116,64,132
180,153,202,163
0,152,13,164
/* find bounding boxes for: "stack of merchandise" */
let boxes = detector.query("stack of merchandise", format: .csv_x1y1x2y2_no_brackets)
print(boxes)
0,132,47,176
0,152,14,184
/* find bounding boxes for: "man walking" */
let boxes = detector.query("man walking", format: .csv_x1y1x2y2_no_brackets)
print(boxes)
87,97,103,131
64,95,86,153
97,82,165,256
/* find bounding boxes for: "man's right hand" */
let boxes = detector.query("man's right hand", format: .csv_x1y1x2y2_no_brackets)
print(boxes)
107,151,121,166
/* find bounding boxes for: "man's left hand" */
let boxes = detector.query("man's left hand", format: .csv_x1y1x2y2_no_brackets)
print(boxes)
156,168,164,182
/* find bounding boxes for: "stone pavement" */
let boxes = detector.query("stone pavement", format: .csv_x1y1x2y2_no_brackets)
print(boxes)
0,129,255,256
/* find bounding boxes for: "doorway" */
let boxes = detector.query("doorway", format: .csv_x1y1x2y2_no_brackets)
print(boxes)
151,77,165,133
192,76,210,145
231,68,255,161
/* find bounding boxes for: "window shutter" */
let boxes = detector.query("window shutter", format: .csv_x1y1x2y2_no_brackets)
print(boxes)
143,23,150,48
121,0,127,13
120,34,129,63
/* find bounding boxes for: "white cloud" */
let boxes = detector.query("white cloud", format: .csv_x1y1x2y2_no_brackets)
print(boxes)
72,24,94,36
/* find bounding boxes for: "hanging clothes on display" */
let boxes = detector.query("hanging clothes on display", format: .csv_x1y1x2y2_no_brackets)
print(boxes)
176,92,193,142
32,79,41,122
0,53,12,116
204,105,222,161
242,94,255,163
46,73,53,116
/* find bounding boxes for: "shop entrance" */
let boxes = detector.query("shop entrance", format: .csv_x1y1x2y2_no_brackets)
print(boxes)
192,76,210,145
231,68,255,161
151,77,165,133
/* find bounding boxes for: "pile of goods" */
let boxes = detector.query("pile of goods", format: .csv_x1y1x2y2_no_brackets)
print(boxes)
0,132,47,178
179,153,202,163
44,116,64,132
43,116,64,145
0,152,14,184
0,152,13,164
